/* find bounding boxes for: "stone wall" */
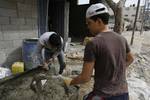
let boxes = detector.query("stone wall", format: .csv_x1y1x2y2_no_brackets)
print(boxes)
0,0,38,67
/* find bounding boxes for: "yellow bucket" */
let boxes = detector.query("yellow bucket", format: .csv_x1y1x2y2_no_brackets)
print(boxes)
12,62,24,74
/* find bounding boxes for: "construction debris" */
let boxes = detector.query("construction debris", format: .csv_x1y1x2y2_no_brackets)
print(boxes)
66,52,83,60
0,67,11,79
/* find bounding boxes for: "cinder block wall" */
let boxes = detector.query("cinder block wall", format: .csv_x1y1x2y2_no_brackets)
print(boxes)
0,0,38,67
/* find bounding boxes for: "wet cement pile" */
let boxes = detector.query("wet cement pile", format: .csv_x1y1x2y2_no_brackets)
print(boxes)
0,67,79,100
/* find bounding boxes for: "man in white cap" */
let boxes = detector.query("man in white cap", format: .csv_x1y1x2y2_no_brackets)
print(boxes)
62,3,134,100
34,32,66,74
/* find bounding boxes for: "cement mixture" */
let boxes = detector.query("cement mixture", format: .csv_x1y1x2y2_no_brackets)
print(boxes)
0,66,79,100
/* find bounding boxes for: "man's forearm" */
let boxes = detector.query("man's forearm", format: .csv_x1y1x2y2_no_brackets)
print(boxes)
70,61,94,85
126,61,132,67
126,52,134,67
70,75,90,85
126,57,134,67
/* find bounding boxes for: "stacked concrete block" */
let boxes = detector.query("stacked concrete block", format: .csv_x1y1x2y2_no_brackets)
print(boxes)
0,8,17,17
13,40,23,47
3,32,20,40
10,17,25,25
0,0,16,9
0,0,38,67
0,40,13,49
25,18,37,25
0,50,7,65
0,30,3,40
0,17,10,25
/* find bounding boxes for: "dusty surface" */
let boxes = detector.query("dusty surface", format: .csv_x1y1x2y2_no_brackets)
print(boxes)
126,31,150,100
0,66,79,100
0,31,150,100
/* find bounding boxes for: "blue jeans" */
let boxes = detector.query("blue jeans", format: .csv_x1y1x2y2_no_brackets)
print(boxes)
83,92,129,100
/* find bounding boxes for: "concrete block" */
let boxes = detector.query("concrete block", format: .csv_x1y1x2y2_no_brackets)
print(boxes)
24,0,37,5
18,10,32,18
1,25,20,31
30,32,38,38
16,0,24,3
0,40,13,49
10,17,25,25
33,0,37,6
3,47,17,56
1,30,19,34
17,4,37,18
6,53,22,61
0,50,6,65
0,17,10,25
32,30,38,35
3,47,22,67
19,33,32,39
19,31,38,39
5,0,17,2
17,3,32,11
25,18,37,25
32,11,38,18
0,0,16,9
19,25,33,31
32,25,38,30
0,8,17,17
3,32,20,40
0,31,3,40
32,4,37,11
13,39,23,47
0,25,1,30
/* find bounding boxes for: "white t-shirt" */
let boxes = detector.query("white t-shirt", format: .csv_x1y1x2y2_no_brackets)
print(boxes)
39,32,63,49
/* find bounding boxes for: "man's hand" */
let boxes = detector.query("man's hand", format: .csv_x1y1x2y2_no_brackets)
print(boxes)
43,62,49,71
52,75,72,86
38,62,49,71
42,58,54,71
62,76,72,87
47,58,54,63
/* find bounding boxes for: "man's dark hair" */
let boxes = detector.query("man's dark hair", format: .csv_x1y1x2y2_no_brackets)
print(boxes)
90,13,110,25
48,34,61,47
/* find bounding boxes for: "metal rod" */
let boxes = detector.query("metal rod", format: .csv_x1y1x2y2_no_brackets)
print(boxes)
140,0,147,34
130,0,141,45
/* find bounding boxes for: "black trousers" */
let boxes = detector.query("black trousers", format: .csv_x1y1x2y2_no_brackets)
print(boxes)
83,92,129,100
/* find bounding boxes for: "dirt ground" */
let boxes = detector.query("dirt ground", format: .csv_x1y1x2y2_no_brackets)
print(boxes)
126,31,150,100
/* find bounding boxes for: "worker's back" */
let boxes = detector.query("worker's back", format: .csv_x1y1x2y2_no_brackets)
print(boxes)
91,31,130,96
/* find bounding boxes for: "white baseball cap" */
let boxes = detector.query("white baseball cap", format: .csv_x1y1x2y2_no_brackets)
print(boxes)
86,3,109,18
